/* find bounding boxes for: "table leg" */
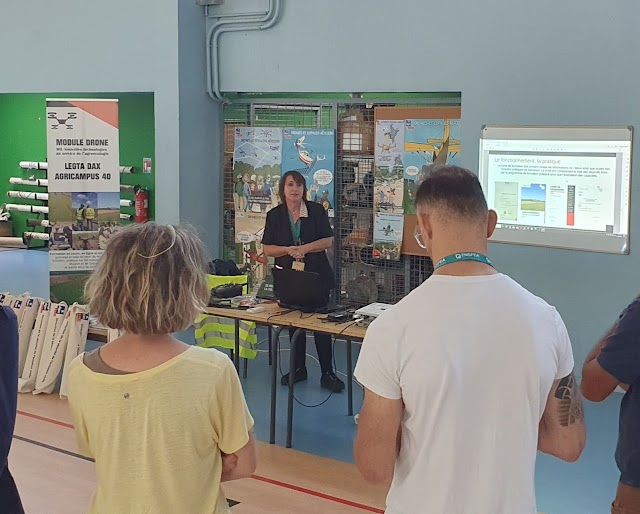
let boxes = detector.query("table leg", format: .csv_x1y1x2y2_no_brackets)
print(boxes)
347,338,353,416
270,325,284,445
234,319,240,372
287,328,304,449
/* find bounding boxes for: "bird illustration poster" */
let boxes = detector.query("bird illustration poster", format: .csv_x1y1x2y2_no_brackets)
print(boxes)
373,213,404,261
403,118,461,214
281,129,335,212
374,121,405,214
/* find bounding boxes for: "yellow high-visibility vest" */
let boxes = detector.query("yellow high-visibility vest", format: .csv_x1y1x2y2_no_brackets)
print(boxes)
193,274,257,360
85,207,96,220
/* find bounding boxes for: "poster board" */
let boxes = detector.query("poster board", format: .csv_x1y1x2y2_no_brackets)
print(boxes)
374,106,462,256
46,99,122,302
232,127,336,291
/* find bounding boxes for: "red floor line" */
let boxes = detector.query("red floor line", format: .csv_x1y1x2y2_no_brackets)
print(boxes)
17,410,384,513
251,475,384,513
17,410,75,430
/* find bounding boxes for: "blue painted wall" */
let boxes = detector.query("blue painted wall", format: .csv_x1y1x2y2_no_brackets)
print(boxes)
212,0,640,368
1,0,637,366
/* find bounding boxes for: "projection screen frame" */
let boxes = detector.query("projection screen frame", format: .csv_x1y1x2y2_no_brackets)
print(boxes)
479,124,633,255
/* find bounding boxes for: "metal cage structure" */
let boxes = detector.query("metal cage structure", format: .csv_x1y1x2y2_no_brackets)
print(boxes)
222,95,461,307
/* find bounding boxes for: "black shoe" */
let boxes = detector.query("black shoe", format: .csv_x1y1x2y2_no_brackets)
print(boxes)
281,367,308,386
321,371,345,393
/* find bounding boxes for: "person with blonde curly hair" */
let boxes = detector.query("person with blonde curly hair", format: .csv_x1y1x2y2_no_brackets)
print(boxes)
66,223,256,514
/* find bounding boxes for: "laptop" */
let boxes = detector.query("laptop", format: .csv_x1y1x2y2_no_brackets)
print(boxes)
271,267,328,313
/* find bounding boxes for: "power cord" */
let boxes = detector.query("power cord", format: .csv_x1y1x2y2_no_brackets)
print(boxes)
255,346,362,392
266,309,294,321
277,339,334,408
246,329,364,409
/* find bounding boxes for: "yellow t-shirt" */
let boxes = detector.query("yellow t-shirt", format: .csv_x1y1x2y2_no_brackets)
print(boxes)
66,346,254,514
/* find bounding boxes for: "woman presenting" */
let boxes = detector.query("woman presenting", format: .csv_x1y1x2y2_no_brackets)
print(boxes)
262,171,345,393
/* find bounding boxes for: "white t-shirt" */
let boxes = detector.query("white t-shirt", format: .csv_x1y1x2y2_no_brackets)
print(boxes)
354,273,574,514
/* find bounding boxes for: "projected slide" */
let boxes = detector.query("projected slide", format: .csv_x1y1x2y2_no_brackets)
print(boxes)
479,126,632,254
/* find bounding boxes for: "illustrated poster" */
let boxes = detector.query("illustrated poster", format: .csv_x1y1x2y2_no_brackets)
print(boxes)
46,99,121,302
232,127,283,290
403,118,461,214
374,120,405,214
373,213,404,261
282,129,335,211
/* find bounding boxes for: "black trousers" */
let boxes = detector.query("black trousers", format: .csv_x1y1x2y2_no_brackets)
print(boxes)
288,327,333,374
0,466,25,514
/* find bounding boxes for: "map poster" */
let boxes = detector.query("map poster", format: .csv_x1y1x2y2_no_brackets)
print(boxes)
403,118,461,214
282,129,335,212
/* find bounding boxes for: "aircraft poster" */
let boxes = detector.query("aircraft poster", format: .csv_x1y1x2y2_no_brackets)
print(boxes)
403,118,461,214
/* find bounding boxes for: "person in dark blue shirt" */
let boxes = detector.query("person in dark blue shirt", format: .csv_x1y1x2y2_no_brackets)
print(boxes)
582,295,640,512
0,305,25,513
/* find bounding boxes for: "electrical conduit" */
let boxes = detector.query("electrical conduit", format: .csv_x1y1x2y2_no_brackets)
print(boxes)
206,0,281,102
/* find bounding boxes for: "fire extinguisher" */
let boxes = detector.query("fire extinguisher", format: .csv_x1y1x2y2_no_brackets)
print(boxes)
134,186,149,223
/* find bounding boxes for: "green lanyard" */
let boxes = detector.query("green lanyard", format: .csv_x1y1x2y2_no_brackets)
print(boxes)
434,252,494,271
287,210,301,245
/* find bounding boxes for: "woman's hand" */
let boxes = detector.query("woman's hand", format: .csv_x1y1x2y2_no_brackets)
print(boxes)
287,246,306,260
221,452,238,478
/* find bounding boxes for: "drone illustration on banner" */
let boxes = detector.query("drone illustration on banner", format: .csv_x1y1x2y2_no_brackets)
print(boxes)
47,111,78,130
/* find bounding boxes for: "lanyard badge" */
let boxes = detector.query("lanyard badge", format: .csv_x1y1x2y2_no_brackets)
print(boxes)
433,252,493,271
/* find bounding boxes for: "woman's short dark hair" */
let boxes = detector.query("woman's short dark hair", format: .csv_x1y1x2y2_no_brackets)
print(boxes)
415,164,488,219
278,170,308,203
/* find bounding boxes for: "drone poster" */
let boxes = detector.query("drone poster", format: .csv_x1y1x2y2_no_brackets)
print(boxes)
46,99,121,301
282,128,335,212
46,99,120,192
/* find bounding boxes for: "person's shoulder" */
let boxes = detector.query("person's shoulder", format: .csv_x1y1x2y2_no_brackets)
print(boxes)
0,305,17,322
368,287,427,334
492,273,555,304
305,200,325,216
65,354,91,391
182,346,234,371
266,203,285,218
497,274,562,318
620,295,640,320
